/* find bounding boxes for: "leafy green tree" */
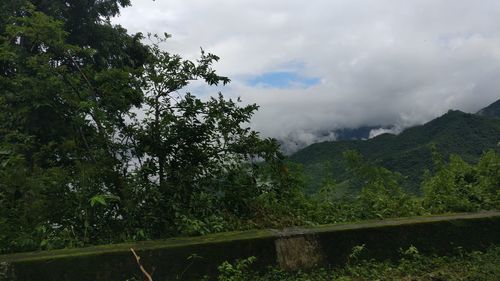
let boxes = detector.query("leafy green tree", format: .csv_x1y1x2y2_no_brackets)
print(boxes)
422,154,482,213
318,161,337,196
126,34,285,235
423,150,500,213
476,150,500,208
0,2,290,249
0,3,146,251
343,150,416,219
1,0,147,69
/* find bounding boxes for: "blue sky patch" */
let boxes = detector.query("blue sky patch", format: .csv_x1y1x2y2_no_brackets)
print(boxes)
247,72,320,89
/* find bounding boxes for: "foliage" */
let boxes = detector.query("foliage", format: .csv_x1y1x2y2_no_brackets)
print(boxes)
204,245,500,281
214,256,257,281
0,2,284,253
344,150,417,219
280,149,498,227
290,107,500,193
422,150,500,213
0,2,146,252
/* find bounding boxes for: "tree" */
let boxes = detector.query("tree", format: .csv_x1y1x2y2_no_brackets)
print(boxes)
343,150,415,219
0,4,285,251
0,3,147,250
422,151,500,213
127,34,283,235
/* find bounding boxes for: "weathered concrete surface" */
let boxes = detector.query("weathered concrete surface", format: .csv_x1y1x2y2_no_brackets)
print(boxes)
1,211,499,281
275,234,325,270
0,229,277,281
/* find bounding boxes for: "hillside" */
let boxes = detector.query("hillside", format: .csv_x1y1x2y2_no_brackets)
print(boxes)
477,98,500,118
290,100,500,193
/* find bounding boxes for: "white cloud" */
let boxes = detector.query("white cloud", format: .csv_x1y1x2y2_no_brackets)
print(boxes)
113,0,500,150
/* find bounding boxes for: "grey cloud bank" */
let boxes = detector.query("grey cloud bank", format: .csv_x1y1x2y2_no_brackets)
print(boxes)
114,0,500,151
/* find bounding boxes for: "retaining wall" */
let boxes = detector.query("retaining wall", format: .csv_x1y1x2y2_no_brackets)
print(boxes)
1,211,499,281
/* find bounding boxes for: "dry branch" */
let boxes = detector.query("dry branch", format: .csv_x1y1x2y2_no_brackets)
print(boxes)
130,248,153,281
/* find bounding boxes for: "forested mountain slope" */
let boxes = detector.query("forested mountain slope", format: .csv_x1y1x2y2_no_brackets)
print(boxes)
477,99,500,118
290,99,500,193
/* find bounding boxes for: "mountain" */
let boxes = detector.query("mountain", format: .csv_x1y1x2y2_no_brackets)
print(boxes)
289,99,500,194
477,99,500,118
335,126,382,140
278,126,388,155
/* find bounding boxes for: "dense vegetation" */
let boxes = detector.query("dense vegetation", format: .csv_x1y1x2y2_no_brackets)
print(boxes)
0,1,287,253
0,1,499,257
291,106,500,193
203,245,500,281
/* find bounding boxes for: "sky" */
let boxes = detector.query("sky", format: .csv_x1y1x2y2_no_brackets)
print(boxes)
113,0,500,152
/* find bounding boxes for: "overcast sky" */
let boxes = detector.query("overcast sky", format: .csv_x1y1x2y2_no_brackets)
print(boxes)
113,0,500,150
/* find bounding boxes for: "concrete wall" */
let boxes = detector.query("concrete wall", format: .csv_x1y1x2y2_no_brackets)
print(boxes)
1,211,499,281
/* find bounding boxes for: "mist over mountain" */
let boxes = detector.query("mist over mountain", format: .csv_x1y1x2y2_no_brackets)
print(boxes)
289,99,500,193
278,126,391,154
276,97,500,154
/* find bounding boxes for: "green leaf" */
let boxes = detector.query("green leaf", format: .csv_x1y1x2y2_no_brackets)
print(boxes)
89,195,107,207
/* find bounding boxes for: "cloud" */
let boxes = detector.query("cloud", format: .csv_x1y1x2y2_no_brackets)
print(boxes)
278,130,337,154
113,0,500,151
369,127,401,139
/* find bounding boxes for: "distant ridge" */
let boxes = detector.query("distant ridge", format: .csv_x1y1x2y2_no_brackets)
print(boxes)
290,99,500,194
477,98,500,118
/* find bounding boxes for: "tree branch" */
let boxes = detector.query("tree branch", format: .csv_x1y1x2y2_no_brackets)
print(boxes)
130,248,153,281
